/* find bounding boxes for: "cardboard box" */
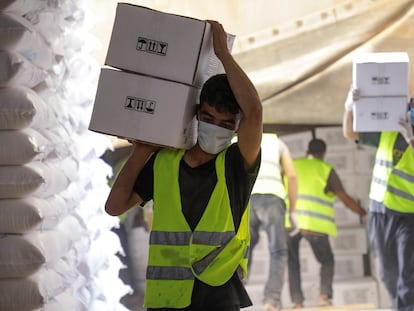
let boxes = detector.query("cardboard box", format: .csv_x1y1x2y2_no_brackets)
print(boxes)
105,3,235,87
334,202,362,227
315,126,356,151
353,96,408,132
331,225,368,255
89,68,199,149
353,52,409,97
334,254,365,280
280,131,313,159
325,149,356,174
332,277,379,306
340,172,372,199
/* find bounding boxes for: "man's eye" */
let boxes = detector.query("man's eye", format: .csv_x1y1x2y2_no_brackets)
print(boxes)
201,117,213,123
221,123,235,130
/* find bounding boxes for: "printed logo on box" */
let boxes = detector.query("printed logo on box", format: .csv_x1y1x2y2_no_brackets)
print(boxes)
371,76,390,85
125,96,156,114
136,37,168,56
370,112,388,120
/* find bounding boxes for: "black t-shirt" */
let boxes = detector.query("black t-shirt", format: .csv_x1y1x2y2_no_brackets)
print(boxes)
358,132,408,165
134,143,260,308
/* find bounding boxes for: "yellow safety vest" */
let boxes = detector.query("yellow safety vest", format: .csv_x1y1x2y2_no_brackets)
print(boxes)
286,157,336,237
144,148,250,308
252,133,286,199
373,132,414,214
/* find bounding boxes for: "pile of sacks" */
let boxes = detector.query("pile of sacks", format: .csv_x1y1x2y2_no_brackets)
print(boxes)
0,1,131,310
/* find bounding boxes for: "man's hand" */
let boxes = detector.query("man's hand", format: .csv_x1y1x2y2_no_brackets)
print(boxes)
207,20,231,60
344,87,360,111
399,111,414,144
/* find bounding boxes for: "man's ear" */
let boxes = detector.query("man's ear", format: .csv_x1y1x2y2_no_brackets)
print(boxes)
195,104,200,120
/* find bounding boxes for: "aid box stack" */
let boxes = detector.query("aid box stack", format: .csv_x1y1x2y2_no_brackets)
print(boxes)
89,3,235,149
352,52,409,132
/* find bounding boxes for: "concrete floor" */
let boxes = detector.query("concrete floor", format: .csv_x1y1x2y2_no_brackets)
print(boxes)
245,304,392,311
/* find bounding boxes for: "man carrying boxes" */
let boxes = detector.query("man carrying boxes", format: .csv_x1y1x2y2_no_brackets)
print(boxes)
100,4,263,311
343,52,414,311
89,3,236,150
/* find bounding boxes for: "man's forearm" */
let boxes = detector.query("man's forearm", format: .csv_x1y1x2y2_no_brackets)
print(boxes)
105,143,156,216
342,109,359,141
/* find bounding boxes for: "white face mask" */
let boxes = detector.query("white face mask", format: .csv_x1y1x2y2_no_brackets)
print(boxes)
197,120,235,154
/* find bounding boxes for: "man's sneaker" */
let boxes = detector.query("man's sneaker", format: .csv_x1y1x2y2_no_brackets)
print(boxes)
318,294,332,307
263,302,280,311
292,303,304,309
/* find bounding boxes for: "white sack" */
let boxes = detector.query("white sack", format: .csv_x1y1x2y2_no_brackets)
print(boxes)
77,230,122,278
0,161,70,199
87,256,132,311
0,128,57,165
70,131,112,161
0,50,47,88
128,227,150,295
0,86,58,130
0,13,55,70
55,214,87,244
0,196,68,234
36,288,85,311
0,230,72,278
0,196,69,234
0,262,72,311
0,0,44,16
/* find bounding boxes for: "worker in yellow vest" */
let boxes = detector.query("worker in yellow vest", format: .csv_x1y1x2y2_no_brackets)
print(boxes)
247,133,298,311
285,138,366,308
105,20,262,311
343,88,414,310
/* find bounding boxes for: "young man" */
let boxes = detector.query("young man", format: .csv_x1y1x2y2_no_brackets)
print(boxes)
343,88,414,310
286,138,367,308
247,133,298,311
105,20,263,311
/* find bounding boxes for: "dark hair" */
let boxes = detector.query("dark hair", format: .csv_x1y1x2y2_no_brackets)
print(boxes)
199,74,240,114
308,138,327,155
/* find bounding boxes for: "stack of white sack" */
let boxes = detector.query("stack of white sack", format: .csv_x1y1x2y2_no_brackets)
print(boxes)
0,1,131,310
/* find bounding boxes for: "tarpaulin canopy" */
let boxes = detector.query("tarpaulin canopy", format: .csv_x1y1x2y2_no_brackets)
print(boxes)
232,0,414,126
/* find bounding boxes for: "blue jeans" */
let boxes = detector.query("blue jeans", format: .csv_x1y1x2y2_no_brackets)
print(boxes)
248,194,287,306
368,212,414,311
286,232,334,304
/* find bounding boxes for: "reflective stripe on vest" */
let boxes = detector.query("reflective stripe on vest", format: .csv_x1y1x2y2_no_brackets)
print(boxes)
369,145,394,204
381,132,414,214
287,157,336,237
252,133,286,198
144,147,250,308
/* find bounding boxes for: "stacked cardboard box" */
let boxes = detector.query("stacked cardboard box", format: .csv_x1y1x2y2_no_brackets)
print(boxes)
352,52,410,132
89,3,235,149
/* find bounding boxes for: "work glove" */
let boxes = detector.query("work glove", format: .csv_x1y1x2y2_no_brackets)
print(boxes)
288,211,300,237
344,87,360,112
399,111,414,144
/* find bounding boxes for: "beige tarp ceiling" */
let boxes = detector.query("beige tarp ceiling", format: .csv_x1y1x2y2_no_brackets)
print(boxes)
90,0,414,131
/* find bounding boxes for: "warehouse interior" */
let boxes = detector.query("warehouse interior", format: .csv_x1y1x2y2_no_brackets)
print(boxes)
1,0,413,310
